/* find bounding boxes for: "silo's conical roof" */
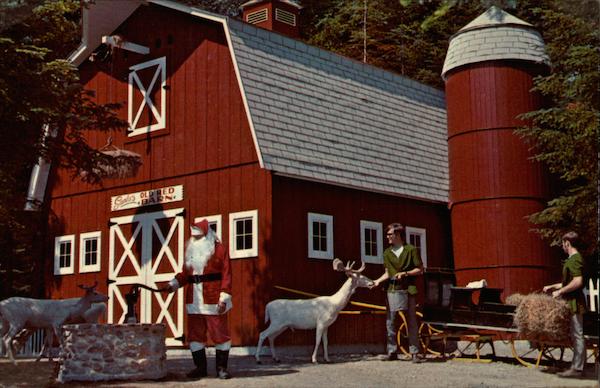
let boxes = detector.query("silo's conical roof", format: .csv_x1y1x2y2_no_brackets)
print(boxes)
442,6,549,79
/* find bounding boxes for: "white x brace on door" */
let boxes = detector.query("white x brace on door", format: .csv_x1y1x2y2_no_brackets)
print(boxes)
128,56,166,136
108,208,184,345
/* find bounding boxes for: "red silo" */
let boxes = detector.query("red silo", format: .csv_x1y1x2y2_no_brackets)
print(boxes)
442,7,556,297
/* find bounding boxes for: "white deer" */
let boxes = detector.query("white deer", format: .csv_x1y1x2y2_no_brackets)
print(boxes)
255,259,374,364
12,302,107,362
0,282,108,364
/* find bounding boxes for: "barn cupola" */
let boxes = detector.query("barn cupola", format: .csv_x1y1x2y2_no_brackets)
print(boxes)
240,0,301,38
442,7,552,297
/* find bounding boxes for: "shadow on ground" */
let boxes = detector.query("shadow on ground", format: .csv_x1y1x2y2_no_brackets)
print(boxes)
1,352,597,387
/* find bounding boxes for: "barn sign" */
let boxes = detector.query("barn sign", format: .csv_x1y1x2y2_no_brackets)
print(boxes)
111,185,184,211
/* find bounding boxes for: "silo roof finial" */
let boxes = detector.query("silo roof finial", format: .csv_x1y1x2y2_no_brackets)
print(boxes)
459,6,532,32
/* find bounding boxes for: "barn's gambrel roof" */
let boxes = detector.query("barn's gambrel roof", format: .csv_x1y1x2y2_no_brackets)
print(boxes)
228,19,448,203
28,0,448,207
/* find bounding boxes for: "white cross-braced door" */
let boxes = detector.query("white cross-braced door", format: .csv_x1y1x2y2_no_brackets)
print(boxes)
108,208,184,345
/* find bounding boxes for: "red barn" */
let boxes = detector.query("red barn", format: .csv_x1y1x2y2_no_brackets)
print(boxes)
28,0,452,348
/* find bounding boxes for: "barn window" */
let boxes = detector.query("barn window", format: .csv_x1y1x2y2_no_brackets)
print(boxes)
128,56,166,136
54,235,75,275
307,213,333,260
195,214,222,241
79,231,101,273
229,210,258,258
360,220,383,264
406,226,427,268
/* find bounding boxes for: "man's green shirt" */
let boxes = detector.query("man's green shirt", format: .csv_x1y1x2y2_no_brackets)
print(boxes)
562,252,586,314
383,244,422,295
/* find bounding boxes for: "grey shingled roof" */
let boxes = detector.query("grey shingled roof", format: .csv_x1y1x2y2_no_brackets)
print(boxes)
228,19,448,203
442,7,549,79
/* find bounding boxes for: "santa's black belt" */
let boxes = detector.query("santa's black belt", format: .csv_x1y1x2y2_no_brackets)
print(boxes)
188,273,222,283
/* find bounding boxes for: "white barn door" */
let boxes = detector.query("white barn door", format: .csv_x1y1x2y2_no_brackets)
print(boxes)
108,208,185,345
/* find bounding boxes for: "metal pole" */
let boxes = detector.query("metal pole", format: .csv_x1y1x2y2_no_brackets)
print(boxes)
363,0,367,63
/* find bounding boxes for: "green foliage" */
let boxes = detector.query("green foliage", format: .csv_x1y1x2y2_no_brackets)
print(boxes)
178,0,246,16
516,6,599,254
305,0,484,89
0,0,130,297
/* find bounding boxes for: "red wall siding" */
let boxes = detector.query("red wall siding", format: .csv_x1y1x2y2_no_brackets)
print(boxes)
45,5,271,346
269,176,452,346
52,4,258,197
445,62,559,296
47,166,272,346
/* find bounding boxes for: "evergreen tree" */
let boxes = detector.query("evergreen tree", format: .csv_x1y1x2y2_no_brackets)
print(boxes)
0,0,131,297
305,0,483,89
516,5,599,255
180,0,246,16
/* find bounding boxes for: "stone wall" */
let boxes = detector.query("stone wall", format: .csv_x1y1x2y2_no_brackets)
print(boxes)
58,323,167,383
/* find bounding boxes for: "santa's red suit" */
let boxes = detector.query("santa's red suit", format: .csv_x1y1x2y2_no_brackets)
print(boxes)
168,219,232,379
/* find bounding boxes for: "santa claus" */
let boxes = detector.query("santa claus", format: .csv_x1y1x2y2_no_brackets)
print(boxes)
165,219,232,379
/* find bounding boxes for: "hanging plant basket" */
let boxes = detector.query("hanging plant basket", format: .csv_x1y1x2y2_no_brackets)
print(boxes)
92,138,142,179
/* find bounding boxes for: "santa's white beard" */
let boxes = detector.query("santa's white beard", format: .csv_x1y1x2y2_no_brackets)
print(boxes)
185,233,216,274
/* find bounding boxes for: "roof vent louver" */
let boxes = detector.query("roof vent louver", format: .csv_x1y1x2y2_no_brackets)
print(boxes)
275,8,296,26
247,8,268,24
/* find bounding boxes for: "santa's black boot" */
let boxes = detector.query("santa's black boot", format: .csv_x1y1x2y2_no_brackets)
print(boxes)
186,349,207,379
216,349,231,379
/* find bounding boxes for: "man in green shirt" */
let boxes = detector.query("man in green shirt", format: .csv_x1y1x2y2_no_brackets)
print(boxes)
371,223,424,363
543,231,586,378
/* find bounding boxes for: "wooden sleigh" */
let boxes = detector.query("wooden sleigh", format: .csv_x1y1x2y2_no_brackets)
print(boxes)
274,272,599,369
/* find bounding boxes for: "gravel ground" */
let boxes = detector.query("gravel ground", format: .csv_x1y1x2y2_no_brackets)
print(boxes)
1,344,598,388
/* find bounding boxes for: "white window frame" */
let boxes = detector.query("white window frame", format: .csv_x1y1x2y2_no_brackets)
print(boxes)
194,214,222,241
79,231,102,273
406,226,427,268
307,213,333,260
229,210,258,259
128,56,166,136
54,235,75,275
360,220,383,264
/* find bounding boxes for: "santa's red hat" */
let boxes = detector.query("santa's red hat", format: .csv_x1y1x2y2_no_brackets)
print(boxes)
190,219,209,236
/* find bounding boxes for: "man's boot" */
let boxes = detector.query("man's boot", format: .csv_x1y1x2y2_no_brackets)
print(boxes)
411,353,424,363
186,348,207,379
216,349,231,379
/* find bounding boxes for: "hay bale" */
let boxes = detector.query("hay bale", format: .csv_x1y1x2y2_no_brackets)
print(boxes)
94,149,142,179
505,293,525,306
514,293,571,343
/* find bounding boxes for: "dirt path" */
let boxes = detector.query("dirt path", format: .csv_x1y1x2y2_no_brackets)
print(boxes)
1,351,598,388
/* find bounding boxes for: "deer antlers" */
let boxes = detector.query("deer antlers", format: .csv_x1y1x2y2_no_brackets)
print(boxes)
332,258,366,273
